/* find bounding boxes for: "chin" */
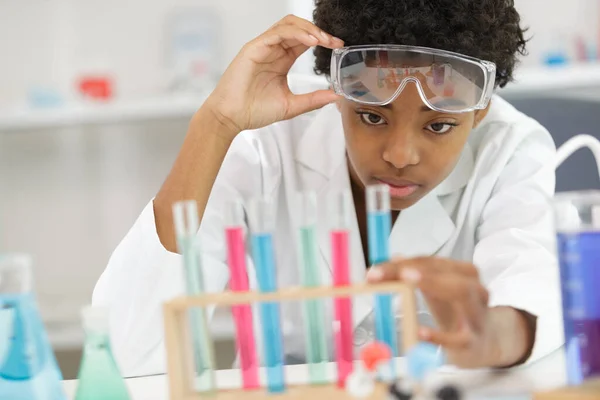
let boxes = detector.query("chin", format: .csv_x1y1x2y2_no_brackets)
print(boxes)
390,194,422,211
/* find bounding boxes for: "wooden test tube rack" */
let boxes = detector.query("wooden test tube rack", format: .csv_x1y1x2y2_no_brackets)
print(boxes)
534,379,600,400
163,282,418,400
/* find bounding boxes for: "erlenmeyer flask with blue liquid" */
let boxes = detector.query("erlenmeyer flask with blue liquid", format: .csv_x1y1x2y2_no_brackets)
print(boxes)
0,254,67,400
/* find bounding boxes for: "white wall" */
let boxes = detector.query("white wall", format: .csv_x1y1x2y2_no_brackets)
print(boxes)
2,0,598,108
0,0,289,107
515,0,599,66
287,0,316,75
0,0,292,348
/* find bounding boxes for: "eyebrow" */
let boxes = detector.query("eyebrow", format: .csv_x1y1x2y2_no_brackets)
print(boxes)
380,103,435,112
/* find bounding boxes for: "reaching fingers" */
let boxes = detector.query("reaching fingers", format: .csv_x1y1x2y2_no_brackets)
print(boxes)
419,320,474,350
367,257,480,282
366,257,489,331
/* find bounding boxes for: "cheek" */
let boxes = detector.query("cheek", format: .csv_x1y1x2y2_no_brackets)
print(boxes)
427,126,472,181
340,112,379,178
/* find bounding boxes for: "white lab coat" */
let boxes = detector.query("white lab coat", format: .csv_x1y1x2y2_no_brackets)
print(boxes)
93,77,564,377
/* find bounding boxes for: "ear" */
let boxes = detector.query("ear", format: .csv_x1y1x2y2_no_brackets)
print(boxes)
473,101,492,128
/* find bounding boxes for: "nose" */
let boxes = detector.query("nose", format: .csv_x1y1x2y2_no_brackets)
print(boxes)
382,128,420,169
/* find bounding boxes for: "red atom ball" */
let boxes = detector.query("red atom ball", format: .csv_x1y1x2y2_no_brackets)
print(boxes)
360,342,392,372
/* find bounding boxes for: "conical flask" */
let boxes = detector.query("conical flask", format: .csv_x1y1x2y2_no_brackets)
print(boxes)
0,254,67,400
74,306,130,400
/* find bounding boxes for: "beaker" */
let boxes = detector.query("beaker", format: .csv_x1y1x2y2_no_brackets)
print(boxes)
553,191,600,384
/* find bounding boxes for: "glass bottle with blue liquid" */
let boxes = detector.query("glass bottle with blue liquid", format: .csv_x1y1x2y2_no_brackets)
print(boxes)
553,191,600,384
0,254,67,400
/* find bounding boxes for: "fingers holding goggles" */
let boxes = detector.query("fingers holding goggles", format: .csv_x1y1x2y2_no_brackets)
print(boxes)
330,45,496,113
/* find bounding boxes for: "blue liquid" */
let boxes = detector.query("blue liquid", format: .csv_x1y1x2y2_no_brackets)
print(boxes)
367,211,399,377
557,231,600,383
0,294,67,400
251,233,285,393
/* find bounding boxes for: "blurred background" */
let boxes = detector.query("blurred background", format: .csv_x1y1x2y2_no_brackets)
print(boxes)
1,0,600,379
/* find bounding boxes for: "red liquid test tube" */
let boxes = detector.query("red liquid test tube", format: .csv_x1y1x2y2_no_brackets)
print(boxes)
225,201,260,389
329,190,355,388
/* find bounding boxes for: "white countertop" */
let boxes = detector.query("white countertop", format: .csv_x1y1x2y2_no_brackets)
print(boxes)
62,349,567,399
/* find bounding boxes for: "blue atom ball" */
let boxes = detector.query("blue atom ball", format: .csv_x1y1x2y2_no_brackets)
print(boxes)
406,342,443,382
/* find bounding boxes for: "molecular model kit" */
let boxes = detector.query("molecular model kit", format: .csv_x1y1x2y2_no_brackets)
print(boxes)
162,187,455,400
161,185,600,400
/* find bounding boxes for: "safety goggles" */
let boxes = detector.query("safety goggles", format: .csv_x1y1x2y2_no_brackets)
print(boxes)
330,45,496,114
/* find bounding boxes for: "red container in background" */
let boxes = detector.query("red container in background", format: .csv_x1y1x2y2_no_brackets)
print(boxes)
78,77,114,101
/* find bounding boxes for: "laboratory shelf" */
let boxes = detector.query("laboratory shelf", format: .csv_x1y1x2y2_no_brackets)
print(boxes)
2,64,600,132
0,93,209,132
500,62,600,95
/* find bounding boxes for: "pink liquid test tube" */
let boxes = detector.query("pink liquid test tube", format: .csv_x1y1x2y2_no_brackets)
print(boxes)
225,201,260,389
329,190,354,388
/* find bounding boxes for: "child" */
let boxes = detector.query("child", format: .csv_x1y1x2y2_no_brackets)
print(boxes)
94,0,562,376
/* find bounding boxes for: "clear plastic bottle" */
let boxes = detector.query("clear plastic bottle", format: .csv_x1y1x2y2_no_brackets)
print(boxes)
0,254,67,400
74,306,130,400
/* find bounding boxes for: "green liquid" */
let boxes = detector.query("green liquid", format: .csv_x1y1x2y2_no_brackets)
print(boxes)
188,308,216,392
74,334,130,400
180,237,216,393
299,227,329,384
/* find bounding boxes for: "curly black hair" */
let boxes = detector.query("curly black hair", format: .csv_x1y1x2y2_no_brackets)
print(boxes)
313,0,528,88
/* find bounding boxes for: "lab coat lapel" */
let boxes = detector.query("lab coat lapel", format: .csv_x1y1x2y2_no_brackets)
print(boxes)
295,105,373,328
389,193,455,258
315,164,374,329
389,142,474,258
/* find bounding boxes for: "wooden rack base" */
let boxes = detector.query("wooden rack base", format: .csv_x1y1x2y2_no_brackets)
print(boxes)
175,383,391,400
164,282,417,400
534,379,600,400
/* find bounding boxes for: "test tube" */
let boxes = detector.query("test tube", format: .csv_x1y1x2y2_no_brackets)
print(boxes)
248,197,285,393
225,201,259,389
173,201,216,393
297,192,329,384
329,190,354,388
366,185,399,379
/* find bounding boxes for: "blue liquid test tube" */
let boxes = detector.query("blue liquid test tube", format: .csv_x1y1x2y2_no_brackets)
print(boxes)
366,185,399,379
248,197,286,393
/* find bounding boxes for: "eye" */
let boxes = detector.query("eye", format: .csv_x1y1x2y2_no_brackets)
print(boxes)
426,122,457,135
358,112,387,126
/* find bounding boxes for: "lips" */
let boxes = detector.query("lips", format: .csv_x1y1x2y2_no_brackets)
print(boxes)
375,178,420,199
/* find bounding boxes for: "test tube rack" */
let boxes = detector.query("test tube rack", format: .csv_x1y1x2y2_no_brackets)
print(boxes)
163,282,418,400
534,378,600,400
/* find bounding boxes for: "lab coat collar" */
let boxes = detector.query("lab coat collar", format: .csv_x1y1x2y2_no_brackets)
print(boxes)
294,105,473,326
